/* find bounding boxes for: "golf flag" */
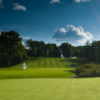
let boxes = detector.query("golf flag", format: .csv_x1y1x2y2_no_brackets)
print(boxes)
22,62,26,70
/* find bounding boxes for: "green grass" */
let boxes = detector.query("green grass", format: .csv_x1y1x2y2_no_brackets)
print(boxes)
0,57,100,100
12,57,68,68
1,78,100,100
66,58,88,67
0,57,75,79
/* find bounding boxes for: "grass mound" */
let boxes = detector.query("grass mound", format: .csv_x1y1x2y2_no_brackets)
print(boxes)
66,58,88,67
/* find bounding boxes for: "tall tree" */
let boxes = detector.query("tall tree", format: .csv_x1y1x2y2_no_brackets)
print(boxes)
0,30,22,67
60,42,71,57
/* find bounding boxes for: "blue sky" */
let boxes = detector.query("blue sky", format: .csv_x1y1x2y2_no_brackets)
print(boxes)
0,0,100,46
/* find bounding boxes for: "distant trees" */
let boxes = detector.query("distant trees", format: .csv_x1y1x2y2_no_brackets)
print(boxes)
26,40,75,58
0,30,28,68
72,41,100,64
1,30,100,68
59,43,72,57
26,40,61,57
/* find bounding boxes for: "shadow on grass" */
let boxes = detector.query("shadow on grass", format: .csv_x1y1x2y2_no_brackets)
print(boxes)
66,58,88,67
29,57,41,61
65,70,75,74
65,65,71,68
59,60,65,62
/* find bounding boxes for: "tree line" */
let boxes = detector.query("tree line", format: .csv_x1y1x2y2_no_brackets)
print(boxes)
26,38,100,64
0,31,28,68
1,30,100,68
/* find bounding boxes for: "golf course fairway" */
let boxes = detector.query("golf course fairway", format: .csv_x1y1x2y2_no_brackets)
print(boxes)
0,78,100,100
0,57,98,100
0,57,75,79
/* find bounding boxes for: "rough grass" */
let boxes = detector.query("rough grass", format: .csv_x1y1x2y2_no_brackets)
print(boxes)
66,58,88,67
1,78,100,100
0,57,75,79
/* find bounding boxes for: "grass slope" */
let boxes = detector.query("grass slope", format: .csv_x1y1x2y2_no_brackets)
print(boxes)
1,78,100,100
66,58,88,67
0,57,75,79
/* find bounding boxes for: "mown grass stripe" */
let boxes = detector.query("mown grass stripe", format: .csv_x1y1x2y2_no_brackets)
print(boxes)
39,58,43,68
33,59,39,68
46,58,50,68
54,58,59,68
37,58,42,68
80,79,95,99
51,58,57,68
57,58,63,68
49,58,52,68
1,78,100,100
45,58,48,68
40,57,44,68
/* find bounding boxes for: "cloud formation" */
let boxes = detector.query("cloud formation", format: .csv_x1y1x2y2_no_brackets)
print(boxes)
0,0,4,8
0,0,2,4
50,0,60,4
74,0,91,3
53,25,93,43
22,37,30,39
22,41,25,46
12,3,27,11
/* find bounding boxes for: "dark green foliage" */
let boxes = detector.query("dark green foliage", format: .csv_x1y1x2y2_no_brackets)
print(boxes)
60,43,71,57
66,58,88,67
0,30,28,68
26,40,62,57
26,40,75,58
76,63,100,77
73,41,100,64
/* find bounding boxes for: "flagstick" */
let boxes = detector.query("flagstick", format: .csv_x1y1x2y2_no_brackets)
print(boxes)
24,69,26,79
23,62,26,79
22,62,27,91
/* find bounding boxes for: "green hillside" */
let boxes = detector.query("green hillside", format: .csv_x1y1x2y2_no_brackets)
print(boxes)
0,57,75,79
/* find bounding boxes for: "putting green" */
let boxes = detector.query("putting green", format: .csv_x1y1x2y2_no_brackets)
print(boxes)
0,78,100,100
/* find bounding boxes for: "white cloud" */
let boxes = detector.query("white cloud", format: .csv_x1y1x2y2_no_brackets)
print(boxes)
74,0,81,2
50,0,60,4
22,41,25,46
12,3,27,11
0,0,4,8
82,0,90,1
21,41,29,49
45,42,49,44
0,0,2,4
22,37,30,39
74,0,90,3
53,25,93,43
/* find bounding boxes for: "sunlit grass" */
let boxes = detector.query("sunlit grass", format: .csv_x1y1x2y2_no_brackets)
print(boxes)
1,78,100,100
0,57,75,79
